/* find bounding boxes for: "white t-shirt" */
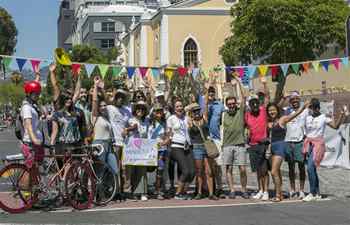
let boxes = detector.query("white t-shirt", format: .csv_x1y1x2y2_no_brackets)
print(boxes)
128,117,150,139
166,115,191,148
107,105,131,146
285,108,309,142
94,116,113,140
21,103,43,143
305,114,332,138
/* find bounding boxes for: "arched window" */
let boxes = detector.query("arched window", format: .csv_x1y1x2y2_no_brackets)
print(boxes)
183,38,198,67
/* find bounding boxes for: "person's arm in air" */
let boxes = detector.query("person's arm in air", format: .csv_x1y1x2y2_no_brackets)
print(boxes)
72,70,82,104
327,105,348,129
49,63,60,103
260,77,270,106
280,100,310,126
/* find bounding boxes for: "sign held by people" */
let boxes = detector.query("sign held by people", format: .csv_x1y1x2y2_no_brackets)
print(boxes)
122,138,158,166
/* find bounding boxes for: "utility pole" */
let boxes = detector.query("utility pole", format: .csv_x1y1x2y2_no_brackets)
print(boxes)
346,15,350,56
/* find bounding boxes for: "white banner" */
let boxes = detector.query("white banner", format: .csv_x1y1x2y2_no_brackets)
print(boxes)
122,138,158,166
321,123,350,169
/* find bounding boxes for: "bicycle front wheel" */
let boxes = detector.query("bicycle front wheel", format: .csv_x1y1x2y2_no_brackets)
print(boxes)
93,162,117,206
65,162,95,210
0,163,33,213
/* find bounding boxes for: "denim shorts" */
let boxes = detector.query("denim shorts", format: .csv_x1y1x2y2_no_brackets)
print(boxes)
158,150,168,170
192,144,207,160
271,141,287,158
285,141,305,163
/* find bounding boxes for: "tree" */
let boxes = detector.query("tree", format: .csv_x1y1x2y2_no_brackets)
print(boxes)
0,82,25,110
0,7,17,55
220,0,350,101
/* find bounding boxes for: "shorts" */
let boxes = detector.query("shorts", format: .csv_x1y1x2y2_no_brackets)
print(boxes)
212,139,223,165
223,145,247,166
271,141,287,158
285,141,305,163
21,143,44,169
247,144,271,173
158,150,168,170
192,144,207,160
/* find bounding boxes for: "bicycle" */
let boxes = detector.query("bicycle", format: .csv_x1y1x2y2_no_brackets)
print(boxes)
0,144,95,213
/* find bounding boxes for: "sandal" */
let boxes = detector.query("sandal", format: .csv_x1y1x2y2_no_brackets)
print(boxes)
271,195,283,202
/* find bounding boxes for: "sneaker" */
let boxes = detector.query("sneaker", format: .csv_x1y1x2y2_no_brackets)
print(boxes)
289,191,298,199
315,194,322,200
156,194,165,200
208,195,219,200
141,195,148,201
228,192,236,199
241,192,250,199
299,191,305,199
253,191,263,200
216,189,226,199
303,194,317,202
174,194,187,200
194,193,203,200
261,192,269,201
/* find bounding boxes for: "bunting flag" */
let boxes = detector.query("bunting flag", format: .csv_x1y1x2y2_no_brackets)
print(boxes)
126,67,136,79
112,66,122,77
84,64,95,78
225,66,234,82
139,67,149,78
312,61,320,72
290,64,300,75
236,67,245,78
241,67,250,86
16,58,27,72
280,64,289,76
320,60,329,72
270,65,279,81
258,65,268,77
177,67,188,77
247,65,257,78
331,58,340,71
302,62,310,73
341,57,349,68
165,67,175,80
30,60,41,73
192,67,200,79
2,57,12,71
98,64,109,79
71,63,81,76
151,68,160,79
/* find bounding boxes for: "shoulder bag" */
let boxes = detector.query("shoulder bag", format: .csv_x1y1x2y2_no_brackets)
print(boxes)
197,125,219,159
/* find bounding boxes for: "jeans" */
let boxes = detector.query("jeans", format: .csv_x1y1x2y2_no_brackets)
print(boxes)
306,145,319,195
93,139,118,175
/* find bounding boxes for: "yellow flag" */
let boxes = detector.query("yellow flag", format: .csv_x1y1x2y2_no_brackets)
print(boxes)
165,67,175,80
258,65,268,77
312,61,320,72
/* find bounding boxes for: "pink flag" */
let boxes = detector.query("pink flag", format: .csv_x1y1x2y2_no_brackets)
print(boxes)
331,59,340,71
30,60,41,73
236,67,245,78
139,67,149,78
177,67,188,77
71,63,81,76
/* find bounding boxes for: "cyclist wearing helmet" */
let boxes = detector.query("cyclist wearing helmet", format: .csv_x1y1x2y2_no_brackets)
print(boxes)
21,80,44,170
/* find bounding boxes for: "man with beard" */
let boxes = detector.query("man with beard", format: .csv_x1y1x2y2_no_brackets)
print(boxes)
222,76,249,199
75,87,91,133
245,78,270,201
284,91,308,199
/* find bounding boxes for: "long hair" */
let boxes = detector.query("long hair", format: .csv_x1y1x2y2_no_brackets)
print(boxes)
150,109,166,127
266,102,281,122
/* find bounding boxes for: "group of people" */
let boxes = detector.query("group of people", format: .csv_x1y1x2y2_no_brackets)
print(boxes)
19,63,349,203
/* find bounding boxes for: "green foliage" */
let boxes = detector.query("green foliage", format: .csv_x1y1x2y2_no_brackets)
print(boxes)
221,0,350,65
0,7,17,55
0,82,25,109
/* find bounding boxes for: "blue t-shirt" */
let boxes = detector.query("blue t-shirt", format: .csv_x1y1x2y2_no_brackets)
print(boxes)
208,100,224,140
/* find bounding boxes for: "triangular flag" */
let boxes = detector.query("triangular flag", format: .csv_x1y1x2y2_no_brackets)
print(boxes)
236,67,245,78
2,57,12,71
139,67,149,78
247,65,257,78
71,63,81,76
84,64,95,78
165,67,175,80
225,67,234,82
126,67,136,79
30,60,41,73
177,67,188,77
151,68,160,79
280,64,289,76
258,65,268,77
291,64,300,75
112,66,122,77
312,61,320,72
320,60,329,72
270,65,279,76
192,68,200,79
331,59,340,71
98,64,109,79
16,58,27,72
302,63,310,73
341,57,349,68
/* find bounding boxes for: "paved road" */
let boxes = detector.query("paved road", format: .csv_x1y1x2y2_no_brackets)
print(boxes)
0,199,349,225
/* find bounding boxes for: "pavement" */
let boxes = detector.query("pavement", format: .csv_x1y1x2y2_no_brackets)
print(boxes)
0,128,350,224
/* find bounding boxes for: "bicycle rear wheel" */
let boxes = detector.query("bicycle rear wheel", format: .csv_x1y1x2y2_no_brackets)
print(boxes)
65,162,95,210
93,162,117,206
0,164,33,213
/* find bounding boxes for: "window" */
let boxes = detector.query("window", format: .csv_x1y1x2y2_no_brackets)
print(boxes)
64,15,71,19
183,38,198,67
102,22,115,32
101,39,114,48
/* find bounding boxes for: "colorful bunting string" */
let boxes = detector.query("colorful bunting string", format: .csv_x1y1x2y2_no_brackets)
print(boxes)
258,65,268,77
280,64,289,76
139,67,149,78
16,58,27,72
71,63,81,76
331,59,340,71
247,65,257,78
84,64,95,78
177,67,188,77
112,66,123,77
126,67,136,79
151,68,160,79
30,60,41,73
312,61,320,72
98,64,109,79
341,57,349,68
165,67,175,80
2,57,12,71
302,63,310,73
320,61,329,72
291,64,300,75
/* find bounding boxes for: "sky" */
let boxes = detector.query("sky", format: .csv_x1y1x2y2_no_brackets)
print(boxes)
0,0,61,60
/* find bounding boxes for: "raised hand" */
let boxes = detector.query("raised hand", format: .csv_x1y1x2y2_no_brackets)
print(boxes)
49,63,56,73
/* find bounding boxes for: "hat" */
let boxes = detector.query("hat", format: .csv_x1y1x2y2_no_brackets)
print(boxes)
135,100,148,107
153,103,164,111
289,91,300,98
248,94,259,102
54,48,72,66
191,103,201,112
155,90,164,97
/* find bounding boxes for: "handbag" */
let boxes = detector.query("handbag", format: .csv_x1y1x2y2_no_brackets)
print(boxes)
196,125,219,159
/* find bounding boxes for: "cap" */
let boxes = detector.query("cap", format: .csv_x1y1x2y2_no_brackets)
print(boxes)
248,94,259,102
155,90,165,97
289,91,300,98
191,103,201,112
